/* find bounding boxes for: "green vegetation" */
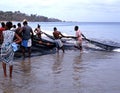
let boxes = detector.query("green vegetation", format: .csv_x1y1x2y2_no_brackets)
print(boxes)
0,11,62,22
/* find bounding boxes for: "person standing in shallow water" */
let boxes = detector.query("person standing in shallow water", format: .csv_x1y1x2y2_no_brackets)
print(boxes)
53,27,65,53
74,26,83,51
20,20,34,58
1,21,22,78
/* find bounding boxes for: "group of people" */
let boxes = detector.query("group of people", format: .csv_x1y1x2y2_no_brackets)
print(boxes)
53,26,83,53
0,21,22,78
33,24,83,53
0,20,83,78
0,20,34,78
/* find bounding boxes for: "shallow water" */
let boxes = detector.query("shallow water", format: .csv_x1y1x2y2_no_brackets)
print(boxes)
0,49,120,93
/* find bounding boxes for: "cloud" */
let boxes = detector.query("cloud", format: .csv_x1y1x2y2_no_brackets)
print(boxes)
0,0,120,21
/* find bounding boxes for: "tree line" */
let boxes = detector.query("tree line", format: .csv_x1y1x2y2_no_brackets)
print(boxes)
0,11,62,22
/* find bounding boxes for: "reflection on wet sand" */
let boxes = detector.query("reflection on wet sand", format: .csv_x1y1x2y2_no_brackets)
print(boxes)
1,79,14,93
20,58,31,75
72,53,83,93
0,50,120,93
17,58,32,89
52,53,64,74
0,58,32,93
52,53,64,93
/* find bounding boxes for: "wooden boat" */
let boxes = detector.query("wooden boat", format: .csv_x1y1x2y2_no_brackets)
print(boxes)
14,35,56,58
14,34,120,58
32,33,120,51
32,35,56,49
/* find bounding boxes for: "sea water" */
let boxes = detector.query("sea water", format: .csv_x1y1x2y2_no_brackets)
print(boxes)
13,21,120,42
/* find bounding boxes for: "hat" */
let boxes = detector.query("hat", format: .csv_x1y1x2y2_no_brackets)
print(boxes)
23,19,28,24
22,19,27,22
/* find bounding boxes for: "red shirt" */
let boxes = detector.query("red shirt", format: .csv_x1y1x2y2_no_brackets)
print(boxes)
0,27,5,43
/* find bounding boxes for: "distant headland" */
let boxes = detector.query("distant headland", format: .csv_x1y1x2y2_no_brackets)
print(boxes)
0,11,62,22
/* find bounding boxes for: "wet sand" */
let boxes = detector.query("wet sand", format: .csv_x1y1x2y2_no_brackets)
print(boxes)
0,50,120,93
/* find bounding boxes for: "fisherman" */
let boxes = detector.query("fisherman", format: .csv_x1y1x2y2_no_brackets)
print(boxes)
74,26,83,51
53,27,65,53
20,19,34,58
34,24,43,39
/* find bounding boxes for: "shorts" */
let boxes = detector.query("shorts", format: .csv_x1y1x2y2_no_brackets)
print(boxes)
21,39,32,47
75,41,82,48
55,39,63,48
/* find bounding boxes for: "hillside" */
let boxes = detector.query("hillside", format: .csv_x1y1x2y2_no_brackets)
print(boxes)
0,11,62,22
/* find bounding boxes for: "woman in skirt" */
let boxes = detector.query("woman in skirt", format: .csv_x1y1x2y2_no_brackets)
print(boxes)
1,21,21,78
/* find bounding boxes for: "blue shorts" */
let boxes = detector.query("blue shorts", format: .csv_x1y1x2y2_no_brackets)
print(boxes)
21,39,32,47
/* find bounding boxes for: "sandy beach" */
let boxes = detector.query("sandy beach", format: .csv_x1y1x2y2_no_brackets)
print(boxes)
0,49,120,93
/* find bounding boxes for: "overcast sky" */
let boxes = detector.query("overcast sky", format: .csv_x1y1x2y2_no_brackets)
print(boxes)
0,0,120,22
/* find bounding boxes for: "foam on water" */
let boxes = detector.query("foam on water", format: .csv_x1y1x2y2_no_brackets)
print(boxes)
113,48,120,52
